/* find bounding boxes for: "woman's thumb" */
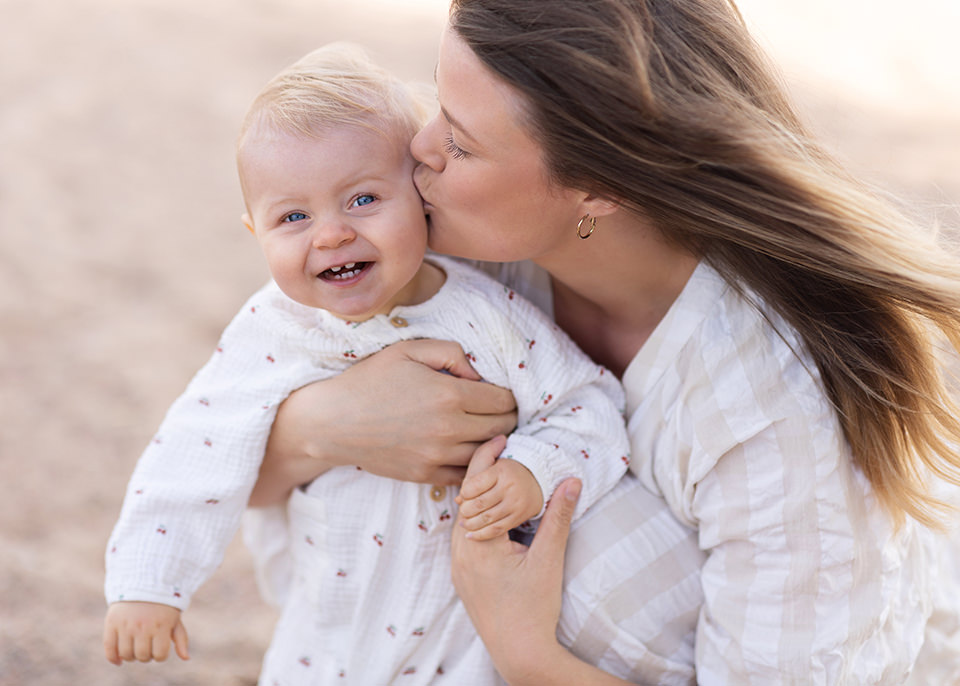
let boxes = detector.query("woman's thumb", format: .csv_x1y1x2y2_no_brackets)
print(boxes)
530,478,581,558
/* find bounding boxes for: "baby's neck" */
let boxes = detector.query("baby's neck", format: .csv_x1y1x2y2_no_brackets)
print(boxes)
401,258,447,308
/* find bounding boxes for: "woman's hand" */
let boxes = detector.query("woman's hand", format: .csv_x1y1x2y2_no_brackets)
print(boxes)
451,437,582,684
249,339,518,506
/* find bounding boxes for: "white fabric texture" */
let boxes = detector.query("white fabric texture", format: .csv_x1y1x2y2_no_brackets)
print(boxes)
557,260,958,684
104,255,628,685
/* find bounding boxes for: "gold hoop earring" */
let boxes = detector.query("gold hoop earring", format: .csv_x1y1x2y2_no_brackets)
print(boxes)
577,215,596,239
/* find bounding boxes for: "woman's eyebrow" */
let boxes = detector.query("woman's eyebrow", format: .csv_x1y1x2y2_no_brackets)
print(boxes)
434,64,483,147
440,106,481,147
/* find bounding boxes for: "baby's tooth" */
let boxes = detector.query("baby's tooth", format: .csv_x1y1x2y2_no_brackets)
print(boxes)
330,266,341,273
344,262,355,269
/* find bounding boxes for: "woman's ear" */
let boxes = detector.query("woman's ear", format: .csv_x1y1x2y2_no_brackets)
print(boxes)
580,194,620,219
242,213,256,235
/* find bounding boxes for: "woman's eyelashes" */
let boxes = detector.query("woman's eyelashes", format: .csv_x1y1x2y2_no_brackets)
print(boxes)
443,134,469,160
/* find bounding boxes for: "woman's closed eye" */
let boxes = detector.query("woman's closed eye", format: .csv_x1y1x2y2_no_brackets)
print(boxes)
444,134,469,160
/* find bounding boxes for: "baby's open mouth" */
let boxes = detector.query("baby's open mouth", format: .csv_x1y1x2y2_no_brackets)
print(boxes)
319,262,369,281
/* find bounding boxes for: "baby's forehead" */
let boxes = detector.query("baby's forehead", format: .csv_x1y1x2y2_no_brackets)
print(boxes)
239,114,409,155
236,120,414,191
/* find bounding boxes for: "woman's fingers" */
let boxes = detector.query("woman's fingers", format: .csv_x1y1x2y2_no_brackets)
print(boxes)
392,338,518,417
259,338,517,495
429,464,470,487
455,376,518,416
529,478,581,562
394,338,483,380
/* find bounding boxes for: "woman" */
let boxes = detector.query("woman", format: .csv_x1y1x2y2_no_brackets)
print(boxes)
250,0,960,682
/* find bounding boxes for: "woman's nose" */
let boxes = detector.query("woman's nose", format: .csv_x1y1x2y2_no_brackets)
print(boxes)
410,114,446,172
311,220,356,250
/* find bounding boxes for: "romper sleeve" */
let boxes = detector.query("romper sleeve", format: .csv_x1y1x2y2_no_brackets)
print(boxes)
104,284,336,610
464,272,630,521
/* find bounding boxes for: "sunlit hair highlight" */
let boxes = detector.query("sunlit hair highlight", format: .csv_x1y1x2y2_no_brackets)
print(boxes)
450,0,960,528
238,42,431,154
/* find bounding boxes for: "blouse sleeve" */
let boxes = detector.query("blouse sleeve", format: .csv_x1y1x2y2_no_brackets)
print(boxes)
669,338,930,684
690,411,930,684
624,272,934,684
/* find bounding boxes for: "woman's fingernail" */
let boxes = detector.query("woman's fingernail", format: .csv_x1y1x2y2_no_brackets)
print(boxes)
565,481,582,501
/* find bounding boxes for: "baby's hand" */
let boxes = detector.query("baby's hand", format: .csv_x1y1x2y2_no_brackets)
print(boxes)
457,440,543,541
103,601,189,666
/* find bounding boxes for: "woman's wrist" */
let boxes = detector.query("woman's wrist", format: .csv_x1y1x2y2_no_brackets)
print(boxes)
498,636,567,686
268,381,343,466
502,640,634,686
249,386,340,507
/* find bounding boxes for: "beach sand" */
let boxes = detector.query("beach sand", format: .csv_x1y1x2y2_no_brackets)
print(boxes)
0,1,956,683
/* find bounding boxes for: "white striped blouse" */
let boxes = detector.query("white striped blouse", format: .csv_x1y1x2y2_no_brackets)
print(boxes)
495,259,960,685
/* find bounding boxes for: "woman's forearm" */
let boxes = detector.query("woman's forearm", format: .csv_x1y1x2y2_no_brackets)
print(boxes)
248,390,336,506
248,340,518,506
247,370,358,506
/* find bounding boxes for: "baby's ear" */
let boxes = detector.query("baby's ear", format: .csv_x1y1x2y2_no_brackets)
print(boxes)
241,213,255,235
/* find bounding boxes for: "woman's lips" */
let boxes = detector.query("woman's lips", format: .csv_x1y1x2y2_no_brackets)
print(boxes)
413,168,433,210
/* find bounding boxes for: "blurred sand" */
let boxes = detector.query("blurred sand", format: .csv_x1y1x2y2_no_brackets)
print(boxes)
0,1,956,683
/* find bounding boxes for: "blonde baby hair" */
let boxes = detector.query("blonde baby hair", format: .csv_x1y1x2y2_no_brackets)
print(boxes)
238,42,432,154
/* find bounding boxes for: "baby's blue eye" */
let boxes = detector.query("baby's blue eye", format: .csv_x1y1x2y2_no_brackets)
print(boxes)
283,212,308,223
353,194,376,207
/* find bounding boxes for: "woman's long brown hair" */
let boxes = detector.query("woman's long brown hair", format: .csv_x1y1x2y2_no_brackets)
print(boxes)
450,0,960,528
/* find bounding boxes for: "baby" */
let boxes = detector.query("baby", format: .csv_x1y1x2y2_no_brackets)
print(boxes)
103,43,628,685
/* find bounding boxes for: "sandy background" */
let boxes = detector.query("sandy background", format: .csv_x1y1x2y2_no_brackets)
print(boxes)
1,0,957,684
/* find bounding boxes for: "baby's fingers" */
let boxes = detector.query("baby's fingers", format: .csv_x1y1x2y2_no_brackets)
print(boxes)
461,502,522,540
173,620,190,661
133,631,155,662
102,626,122,666
459,467,499,502
458,487,504,520
151,630,171,662
115,631,136,663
